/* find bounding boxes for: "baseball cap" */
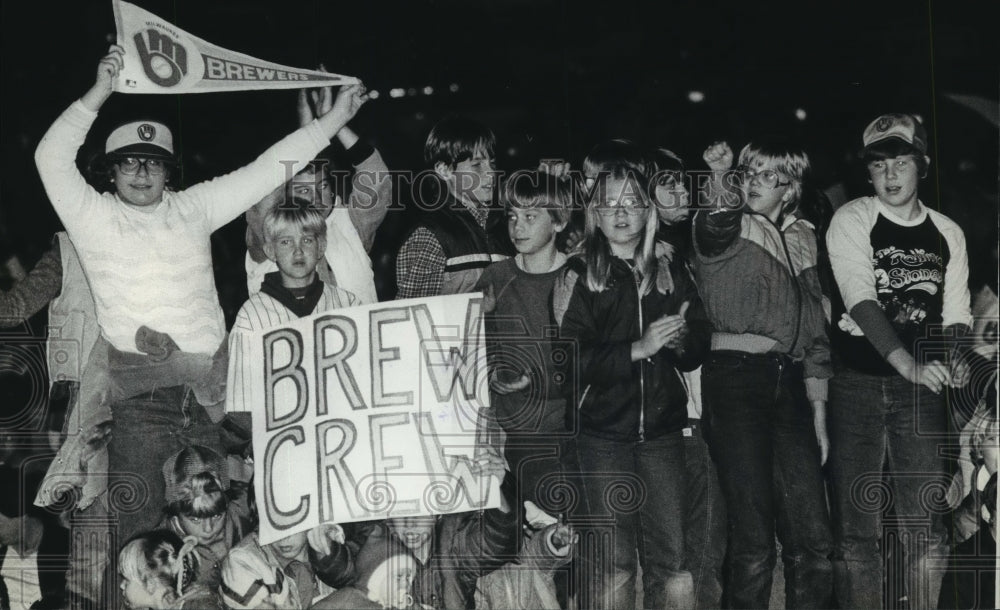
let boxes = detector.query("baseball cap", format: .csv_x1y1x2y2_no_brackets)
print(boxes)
105,120,175,159
162,445,229,504
862,114,927,154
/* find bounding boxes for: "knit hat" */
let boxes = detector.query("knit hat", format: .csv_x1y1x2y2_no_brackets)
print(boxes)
105,120,175,159
162,445,229,504
862,113,927,154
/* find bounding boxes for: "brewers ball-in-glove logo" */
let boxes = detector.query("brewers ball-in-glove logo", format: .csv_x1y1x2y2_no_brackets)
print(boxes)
875,116,894,132
137,123,156,141
134,28,188,87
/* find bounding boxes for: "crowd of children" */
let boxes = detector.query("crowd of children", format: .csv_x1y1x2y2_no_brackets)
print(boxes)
0,42,997,610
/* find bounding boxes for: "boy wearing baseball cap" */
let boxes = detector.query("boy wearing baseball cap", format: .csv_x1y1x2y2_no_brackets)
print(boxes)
825,114,973,609
35,44,366,358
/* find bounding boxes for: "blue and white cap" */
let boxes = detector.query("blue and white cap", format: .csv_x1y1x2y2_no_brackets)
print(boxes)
105,120,174,159
862,113,927,154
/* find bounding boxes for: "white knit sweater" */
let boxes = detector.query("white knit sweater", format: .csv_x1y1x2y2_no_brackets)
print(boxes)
35,100,330,354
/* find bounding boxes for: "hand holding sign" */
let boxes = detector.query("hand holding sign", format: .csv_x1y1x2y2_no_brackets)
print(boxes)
83,45,125,111
307,523,346,556
334,84,368,120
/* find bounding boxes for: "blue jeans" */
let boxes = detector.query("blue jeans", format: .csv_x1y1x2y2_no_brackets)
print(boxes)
576,431,693,610
827,368,950,610
702,352,833,609
103,385,223,608
683,419,727,609
106,386,223,543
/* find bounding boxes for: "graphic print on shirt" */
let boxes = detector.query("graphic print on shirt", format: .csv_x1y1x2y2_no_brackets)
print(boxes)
873,247,944,328
869,215,950,346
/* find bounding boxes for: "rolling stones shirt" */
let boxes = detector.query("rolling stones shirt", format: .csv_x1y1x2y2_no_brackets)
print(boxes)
827,196,972,375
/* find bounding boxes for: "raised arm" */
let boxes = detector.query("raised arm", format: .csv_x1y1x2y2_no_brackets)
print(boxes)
693,141,744,258
346,142,392,252
300,81,391,251
196,84,369,230
35,47,122,232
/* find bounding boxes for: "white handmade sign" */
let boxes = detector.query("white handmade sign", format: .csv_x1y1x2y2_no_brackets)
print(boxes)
239,294,500,545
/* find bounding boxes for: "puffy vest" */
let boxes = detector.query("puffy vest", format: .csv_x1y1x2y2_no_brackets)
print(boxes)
419,205,511,295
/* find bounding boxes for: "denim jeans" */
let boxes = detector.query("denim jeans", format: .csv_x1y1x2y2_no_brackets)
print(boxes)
827,368,950,610
702,351,833,609
102,385,223,608
106,385,223,544
683,418,727,609
576,431,693,610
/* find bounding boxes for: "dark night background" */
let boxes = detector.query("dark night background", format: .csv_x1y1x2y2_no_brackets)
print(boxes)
1,0,996,317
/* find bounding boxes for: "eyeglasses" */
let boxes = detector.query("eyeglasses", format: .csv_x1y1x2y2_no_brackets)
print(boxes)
738,165,790,188
595,198,647,217
115,157,168,176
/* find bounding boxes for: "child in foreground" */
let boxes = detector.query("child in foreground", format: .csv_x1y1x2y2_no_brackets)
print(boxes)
117,529,221,609
221,524,359,609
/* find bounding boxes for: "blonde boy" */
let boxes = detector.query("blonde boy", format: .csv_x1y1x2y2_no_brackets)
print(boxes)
226,206,360,424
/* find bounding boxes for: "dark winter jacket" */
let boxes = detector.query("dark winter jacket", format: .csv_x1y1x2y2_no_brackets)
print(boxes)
554,255,711,442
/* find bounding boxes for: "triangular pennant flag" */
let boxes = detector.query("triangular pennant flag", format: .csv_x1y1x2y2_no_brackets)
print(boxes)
112,0,359,94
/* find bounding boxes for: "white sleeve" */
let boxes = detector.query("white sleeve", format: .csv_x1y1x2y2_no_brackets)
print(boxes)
34,100,113,235
934,213,973,329
826,201,877,311
186,119,331,231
